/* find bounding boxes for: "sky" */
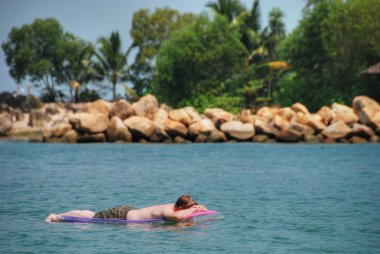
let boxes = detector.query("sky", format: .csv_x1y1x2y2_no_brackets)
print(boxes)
0,0,305,97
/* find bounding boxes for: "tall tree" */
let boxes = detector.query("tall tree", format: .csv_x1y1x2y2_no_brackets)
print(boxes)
263,8,285,60
153,14,247,109
206,0,245,22
277,0,380,110
130,8,194,95
236,0,261,53
61,38,98,101
95,31,133,101
2,18,73,101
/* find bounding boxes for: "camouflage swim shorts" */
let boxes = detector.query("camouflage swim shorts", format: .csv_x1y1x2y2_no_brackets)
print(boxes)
93,205,135,219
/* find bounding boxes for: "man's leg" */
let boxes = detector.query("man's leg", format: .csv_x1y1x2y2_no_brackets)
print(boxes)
45,210,96,222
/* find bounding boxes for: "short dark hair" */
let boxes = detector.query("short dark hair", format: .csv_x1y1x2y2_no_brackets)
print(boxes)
174,194,198,209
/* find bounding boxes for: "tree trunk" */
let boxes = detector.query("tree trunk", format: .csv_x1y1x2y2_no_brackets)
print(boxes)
113,82,116,101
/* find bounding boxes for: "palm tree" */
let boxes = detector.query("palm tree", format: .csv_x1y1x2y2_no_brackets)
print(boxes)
206,0,245,22
238,0,261,51
262,8,285,60
95,31,134,101
62,39,98,102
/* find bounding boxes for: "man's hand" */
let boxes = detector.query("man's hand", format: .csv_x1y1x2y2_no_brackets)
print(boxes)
191,205,207,212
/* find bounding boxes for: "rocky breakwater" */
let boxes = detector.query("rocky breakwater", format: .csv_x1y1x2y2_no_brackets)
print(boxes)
1,93,379,144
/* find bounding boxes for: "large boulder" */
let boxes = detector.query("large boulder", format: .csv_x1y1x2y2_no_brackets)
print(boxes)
291,102,310,115
239,110,255,124
254,119,278,136
70,113,109,133
296,113,326,132
277,107,296,121
64,102,85,113
110,100,134,120
44,103,61,115
204,108,234,127
183,107,201,121
29,109,50,128
64,129,78,143
349,123,375,139
165,119,188,138
220,120,255,141
318,106,335,125
304,134,321,143
153,108,169,128
87,99,111,117
14,109,24,121
51,122,72,137
106,116,132,142
7,126,44,141
352,96,380,131
353,96,380,112
253,134,269,143
169,108,192,126
0,113,13,136
322,120,352,140
273,115,290,130
207,131,227,143
124,116,155,139
77,133,106,143
256,106,277,122
194,133,208,143
132,94,158,120
331,103,358,125
289,122,315,136
188,118,216,139
350,136,367,144
276,128,302,142
359,108,380,132
1,103,14,114
149,126,171,142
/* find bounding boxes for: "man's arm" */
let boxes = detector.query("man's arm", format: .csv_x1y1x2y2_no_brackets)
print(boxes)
162,206,206,222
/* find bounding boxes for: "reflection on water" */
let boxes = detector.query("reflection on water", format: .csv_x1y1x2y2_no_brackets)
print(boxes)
64,214,223,233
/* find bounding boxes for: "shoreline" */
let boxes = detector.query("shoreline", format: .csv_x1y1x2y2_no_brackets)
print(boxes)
1,94,379,144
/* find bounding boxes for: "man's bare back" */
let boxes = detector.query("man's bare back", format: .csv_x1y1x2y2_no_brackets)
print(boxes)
127,204,207,221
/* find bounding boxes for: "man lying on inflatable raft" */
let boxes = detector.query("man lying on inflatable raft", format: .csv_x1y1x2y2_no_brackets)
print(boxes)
45,194,216,223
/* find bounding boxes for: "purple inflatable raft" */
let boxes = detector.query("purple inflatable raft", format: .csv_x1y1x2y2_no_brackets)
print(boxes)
61,210,219,224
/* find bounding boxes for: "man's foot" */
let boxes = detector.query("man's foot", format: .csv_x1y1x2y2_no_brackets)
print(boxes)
45,214,63,222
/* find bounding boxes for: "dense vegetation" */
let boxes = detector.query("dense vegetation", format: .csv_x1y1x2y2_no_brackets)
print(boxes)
2,0,379,112
276,0,380,111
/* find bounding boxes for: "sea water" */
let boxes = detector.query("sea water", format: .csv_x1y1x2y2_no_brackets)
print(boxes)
0,142,379,253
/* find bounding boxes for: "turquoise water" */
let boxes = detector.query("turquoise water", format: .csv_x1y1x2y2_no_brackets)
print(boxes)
0,142,379,253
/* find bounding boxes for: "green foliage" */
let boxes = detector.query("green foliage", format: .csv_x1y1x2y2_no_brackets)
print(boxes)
207,0,287,106
124,85,139,103
189,94,243,114
95,31,133,101
153,14,247,109
206,0,245,22
79,88,101,102
240,79,266,108
130,7,194,95
236,0,261,53
277,0,380,111
1,18,77,102
263,8,286,60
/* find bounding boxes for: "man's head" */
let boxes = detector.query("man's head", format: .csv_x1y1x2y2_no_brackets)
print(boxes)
174,194,198,210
